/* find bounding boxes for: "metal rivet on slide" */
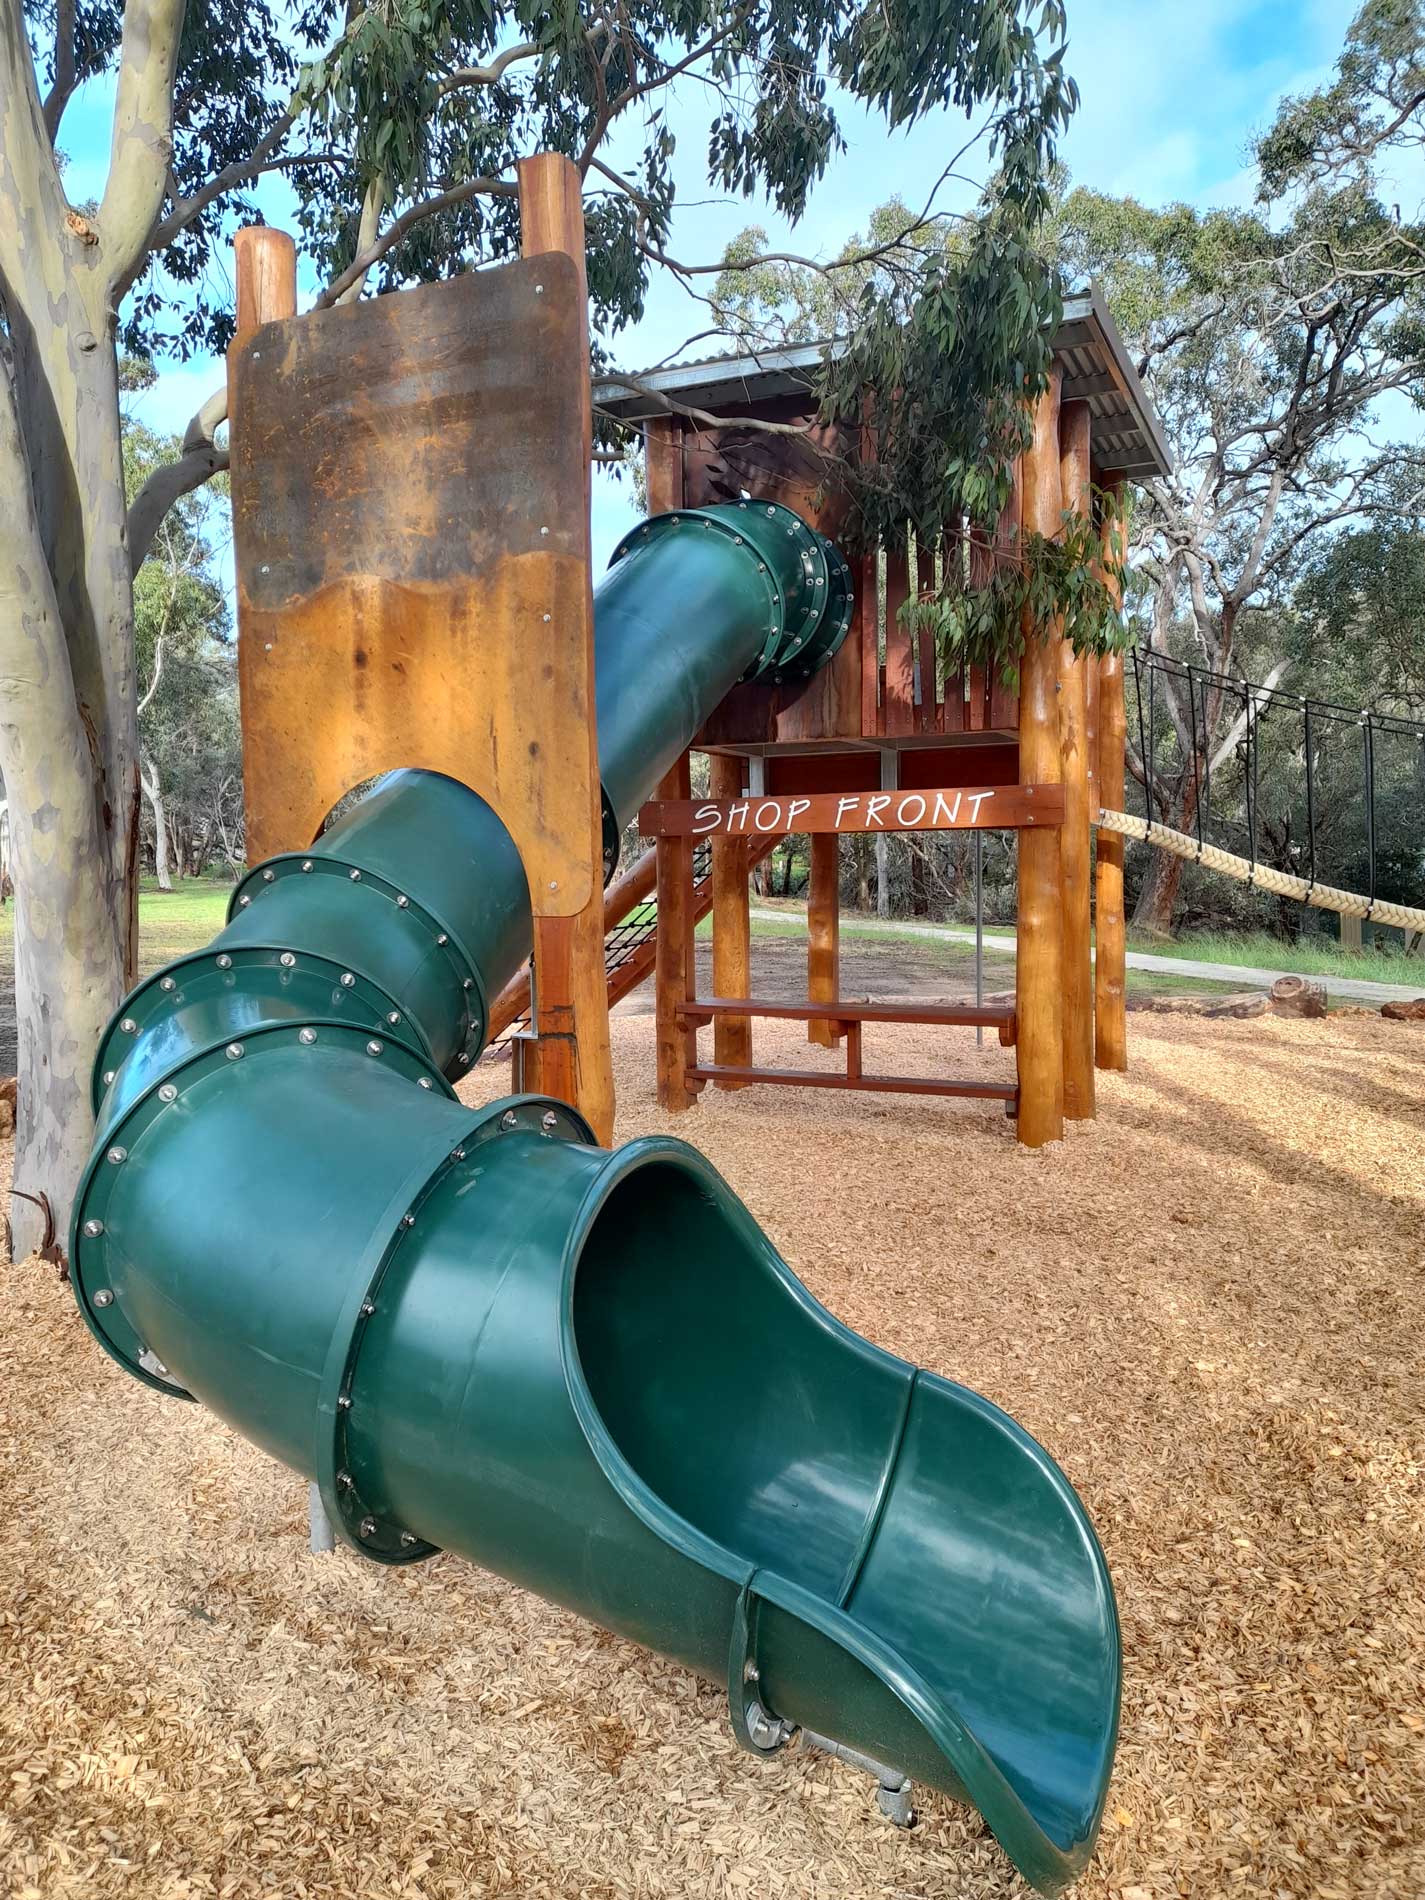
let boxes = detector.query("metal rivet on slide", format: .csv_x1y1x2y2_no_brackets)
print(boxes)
400,1531,417,1548
359,1516,376,1538
239,895,251,907
301,859,314,872
360,1300,375,1317
262,869,275,882
217,954,233,969
349,869,361,881
299,1028,318,1045
280,952,296,968
226,1043,244,1061
107,1147,127,1165
387,1011,400,1025
541,1111,558,1133
450,1149,466,1163
437,935,448,946
337,1470,353,1490
462,978,473,990
83,1219,105,1237
396,894,409,908
402,1213,416,1228
417,1077,432,1090
340,972,355,988
501,1110,519,1130
93,1289,114,1308
120,1018,137,1034
158,1083,177,1103
458,1053,471,1066
366,1040,383,1056
160,976,176,992
338,1395,352,1411
102,1071,116,1086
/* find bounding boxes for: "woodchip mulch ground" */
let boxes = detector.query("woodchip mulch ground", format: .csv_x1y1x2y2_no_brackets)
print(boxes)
2,1011,1423,1900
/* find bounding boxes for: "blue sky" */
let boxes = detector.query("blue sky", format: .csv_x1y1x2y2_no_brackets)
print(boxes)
59,0,1362,570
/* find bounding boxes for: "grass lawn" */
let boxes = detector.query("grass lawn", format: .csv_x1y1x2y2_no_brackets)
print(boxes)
1125,924,1423,985
0,876,234,980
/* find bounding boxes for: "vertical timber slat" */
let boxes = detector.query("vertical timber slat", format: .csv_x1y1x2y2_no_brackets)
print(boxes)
883,539,914,736
988,463,1023,729
517,153,615,1143
858,549,880,738
1095,480,1129,1071
644,415,684,516
1015,372,1066,1147
915,541,937,733
709,754,752,1080
1057,401,1095,1121
807,833,843,1048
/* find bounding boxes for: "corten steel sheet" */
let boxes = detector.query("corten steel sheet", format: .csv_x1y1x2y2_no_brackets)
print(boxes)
228,258,597,914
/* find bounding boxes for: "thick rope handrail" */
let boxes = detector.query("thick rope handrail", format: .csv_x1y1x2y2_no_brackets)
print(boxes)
1096,808,1425,935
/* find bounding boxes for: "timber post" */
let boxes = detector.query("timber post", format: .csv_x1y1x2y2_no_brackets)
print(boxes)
654,754,698,1109
807,832,843,1047
232,227,297,345
514,152,615,1143
708,754,752,1080
1057,400,1095,1121
1095,480,1129,1071
1016,370,1066,1147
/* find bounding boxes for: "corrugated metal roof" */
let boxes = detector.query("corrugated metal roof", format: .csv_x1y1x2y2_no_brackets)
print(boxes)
592,282,1171,479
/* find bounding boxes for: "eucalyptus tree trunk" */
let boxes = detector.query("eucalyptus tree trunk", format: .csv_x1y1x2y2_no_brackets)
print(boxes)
141,758,173,891
0,0,180,1256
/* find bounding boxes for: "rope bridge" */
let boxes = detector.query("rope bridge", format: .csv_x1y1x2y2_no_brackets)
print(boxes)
1096,808,1425,934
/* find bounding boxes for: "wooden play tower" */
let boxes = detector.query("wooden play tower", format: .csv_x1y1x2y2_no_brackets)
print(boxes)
595,298,1171,1145
226,154,1170,1150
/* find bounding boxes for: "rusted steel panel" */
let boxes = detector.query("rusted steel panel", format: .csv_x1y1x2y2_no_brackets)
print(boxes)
228,258,597,915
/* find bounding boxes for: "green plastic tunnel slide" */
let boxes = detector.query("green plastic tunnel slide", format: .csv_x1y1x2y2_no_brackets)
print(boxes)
71,503,1119,1894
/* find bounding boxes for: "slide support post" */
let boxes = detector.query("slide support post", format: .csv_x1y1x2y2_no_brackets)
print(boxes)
1015,371,1066,1147
709,754,753,1081
807,832,843,1047
517,153,615,1143
1095,480,1129,1071
1057,401,1095,1121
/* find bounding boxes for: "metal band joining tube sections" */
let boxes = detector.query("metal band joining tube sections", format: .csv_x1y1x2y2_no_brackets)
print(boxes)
608,500,854,686
73,1021,455,1397
316,1093,595,1565
229,852,490,1072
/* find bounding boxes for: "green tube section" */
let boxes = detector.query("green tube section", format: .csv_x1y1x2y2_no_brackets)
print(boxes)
71,503,1117,1895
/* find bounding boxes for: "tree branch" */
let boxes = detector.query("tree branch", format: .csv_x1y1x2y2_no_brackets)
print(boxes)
313,172,518,308
99,0,187,298
336,172,386,304
437,40,541,95
137,635,165,715
149,124,341,251
1207,662,1288,774
42,0,78,140
126,384,227,576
